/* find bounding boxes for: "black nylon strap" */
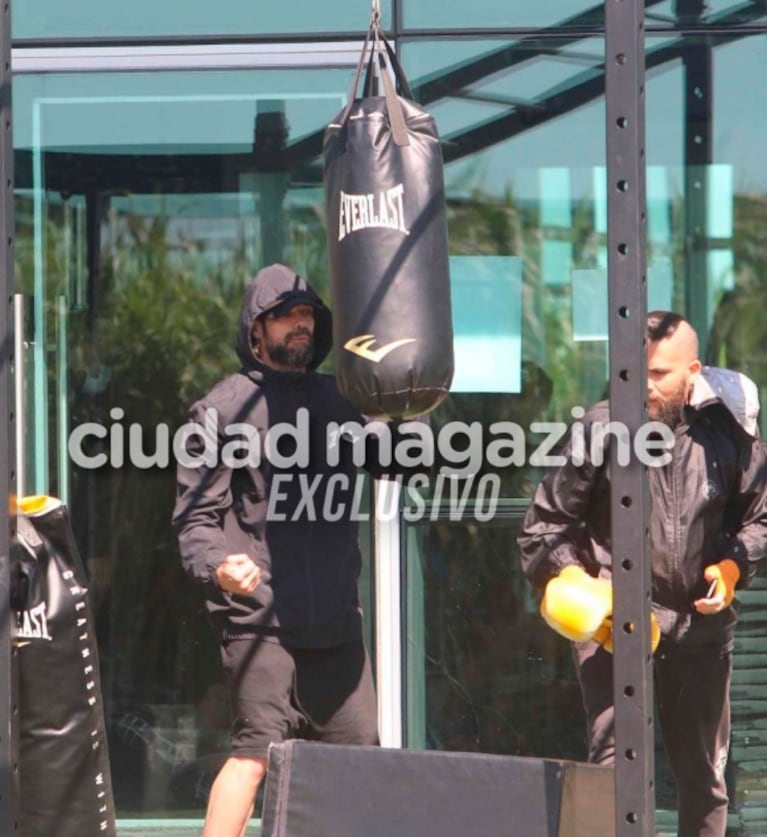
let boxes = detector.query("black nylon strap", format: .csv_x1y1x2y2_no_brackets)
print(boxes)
373,23,409,146
376,30,414,100
338,20,411,147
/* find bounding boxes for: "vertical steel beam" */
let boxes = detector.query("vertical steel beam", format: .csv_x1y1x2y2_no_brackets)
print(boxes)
253,105,289,266
0,0,18,833
605,1,654,835
677,0,713,347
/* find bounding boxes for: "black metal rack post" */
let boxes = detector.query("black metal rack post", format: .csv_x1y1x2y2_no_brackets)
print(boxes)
0,2,18,832
677,0,713,348
605,0,654,834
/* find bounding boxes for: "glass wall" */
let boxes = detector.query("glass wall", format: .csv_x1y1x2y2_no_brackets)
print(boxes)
400,0,764,31
10,2,767,834
12,1,393,40
12,62,365,823
397,23,767,835
16,0,764,41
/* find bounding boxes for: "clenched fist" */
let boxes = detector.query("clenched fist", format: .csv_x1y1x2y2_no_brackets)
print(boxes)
215,553,261,595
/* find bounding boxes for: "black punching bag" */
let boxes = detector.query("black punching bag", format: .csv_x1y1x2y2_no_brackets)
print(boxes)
324,23,454,419
12,496,117,837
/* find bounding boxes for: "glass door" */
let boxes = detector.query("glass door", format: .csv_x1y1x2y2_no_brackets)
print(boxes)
12,57,365,824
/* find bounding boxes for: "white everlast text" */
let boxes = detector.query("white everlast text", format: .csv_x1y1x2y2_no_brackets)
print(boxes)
338,184,409,241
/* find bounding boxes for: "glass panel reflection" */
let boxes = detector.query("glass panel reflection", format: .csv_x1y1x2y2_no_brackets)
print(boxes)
13,0,392,40
401,0,766,30
404,513,585,759
402,28,767,834
12,66,368,821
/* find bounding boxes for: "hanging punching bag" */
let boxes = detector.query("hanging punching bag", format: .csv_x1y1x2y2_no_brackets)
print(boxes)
12,496,117,837
324,22,454,419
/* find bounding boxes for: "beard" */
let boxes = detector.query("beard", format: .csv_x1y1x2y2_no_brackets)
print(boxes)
264,328,315,369
648,380,688,428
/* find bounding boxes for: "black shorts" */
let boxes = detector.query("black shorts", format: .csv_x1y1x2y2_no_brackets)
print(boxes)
221,638,379,759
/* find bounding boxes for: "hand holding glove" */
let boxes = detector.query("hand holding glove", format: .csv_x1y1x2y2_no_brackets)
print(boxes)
541,565,660,652
694,559,740,614
540,565,612,643
592,610,661,654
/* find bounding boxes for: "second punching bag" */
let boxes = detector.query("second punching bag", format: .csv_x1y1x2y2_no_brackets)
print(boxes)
324,23,454,419
13,496,117,837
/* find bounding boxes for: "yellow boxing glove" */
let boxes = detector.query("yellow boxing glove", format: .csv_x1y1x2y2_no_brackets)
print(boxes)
703,559,740,608
592,611,661,654
540,565,613,643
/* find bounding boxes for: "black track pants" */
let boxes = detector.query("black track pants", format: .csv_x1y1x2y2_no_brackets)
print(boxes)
573,639,731,837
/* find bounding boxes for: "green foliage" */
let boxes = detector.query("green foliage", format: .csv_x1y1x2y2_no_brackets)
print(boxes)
81,213,242,427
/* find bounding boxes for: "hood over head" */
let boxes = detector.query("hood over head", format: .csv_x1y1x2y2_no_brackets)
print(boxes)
235,263,333,370
691,366,760,437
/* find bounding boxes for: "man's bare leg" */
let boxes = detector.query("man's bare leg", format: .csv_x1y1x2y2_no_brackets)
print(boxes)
202,755,267,837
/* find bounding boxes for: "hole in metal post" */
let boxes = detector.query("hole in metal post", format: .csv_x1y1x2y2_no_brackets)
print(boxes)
619,306,631,318
620,370,630,381
621,496,633,508
618,243,628,255
617,179,629,192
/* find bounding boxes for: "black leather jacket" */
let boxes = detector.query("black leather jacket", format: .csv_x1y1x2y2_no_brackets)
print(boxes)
518,399,767,647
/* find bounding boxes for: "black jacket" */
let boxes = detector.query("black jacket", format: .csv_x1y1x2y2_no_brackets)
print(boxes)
517,399,767,648
172,265,375,647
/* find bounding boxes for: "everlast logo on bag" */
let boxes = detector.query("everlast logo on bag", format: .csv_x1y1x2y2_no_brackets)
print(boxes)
338,184,409,241
344,334,416,363
15,602,52,641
